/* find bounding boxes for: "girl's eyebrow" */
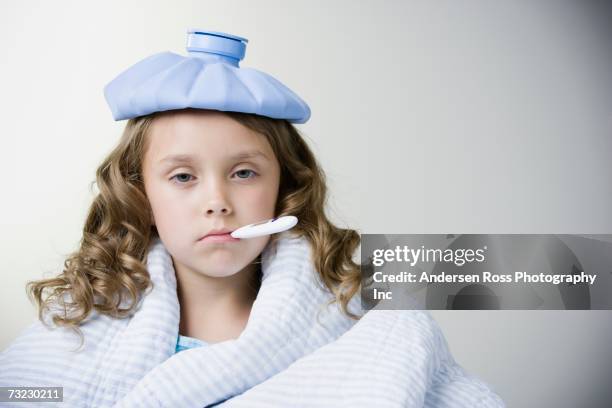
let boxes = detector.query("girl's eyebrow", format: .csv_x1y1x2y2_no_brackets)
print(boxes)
158,150,270,165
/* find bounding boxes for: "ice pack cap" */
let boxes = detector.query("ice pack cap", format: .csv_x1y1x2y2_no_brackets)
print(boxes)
103,28,311,123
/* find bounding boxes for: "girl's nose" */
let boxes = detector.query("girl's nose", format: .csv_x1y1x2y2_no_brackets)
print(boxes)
205,201,231,216
203,181,233,216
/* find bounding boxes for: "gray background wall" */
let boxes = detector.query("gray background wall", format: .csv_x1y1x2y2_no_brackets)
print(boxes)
1,1,611,406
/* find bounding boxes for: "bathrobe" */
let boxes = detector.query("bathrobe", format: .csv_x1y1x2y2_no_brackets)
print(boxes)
0,232,505,407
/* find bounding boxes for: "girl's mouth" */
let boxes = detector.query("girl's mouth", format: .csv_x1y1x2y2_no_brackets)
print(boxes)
198,233,241,243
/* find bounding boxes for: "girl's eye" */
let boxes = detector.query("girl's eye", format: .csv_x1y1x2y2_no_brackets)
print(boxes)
234,169,257,179
169,169,257,184
170,173,194,184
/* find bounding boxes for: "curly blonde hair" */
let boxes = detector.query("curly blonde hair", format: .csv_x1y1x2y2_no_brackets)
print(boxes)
26,108,362,346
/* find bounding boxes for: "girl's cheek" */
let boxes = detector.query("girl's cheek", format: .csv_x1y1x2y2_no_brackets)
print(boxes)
248,188,276,208
158,197,184,216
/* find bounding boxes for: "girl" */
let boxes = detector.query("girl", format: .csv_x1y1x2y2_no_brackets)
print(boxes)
0,29,504,407
24,106,361,352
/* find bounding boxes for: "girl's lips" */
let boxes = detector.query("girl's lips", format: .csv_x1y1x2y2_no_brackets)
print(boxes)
198,233,241,243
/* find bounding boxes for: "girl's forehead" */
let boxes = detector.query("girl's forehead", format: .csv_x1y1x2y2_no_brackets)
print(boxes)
150,110,252,139
145,111,274,162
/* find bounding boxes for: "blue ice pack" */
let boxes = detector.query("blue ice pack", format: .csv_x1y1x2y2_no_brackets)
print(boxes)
103,29,311,123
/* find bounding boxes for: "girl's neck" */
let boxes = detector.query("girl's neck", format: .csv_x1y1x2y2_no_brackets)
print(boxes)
173,259,260,343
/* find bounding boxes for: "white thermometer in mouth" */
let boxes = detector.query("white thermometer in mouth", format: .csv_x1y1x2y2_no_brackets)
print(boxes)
230,216,298,239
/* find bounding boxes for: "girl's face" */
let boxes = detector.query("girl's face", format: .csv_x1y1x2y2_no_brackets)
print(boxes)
142,110,281,278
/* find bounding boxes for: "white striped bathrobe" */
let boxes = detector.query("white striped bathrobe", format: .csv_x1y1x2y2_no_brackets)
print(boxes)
0,232,505,407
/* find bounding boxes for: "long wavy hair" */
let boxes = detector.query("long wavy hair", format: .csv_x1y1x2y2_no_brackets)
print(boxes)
26,108,362,346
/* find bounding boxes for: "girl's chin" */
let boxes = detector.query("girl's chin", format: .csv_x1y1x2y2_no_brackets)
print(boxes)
199,268,244,278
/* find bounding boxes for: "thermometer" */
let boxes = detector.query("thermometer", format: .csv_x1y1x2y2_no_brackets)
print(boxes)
230,216,298,239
